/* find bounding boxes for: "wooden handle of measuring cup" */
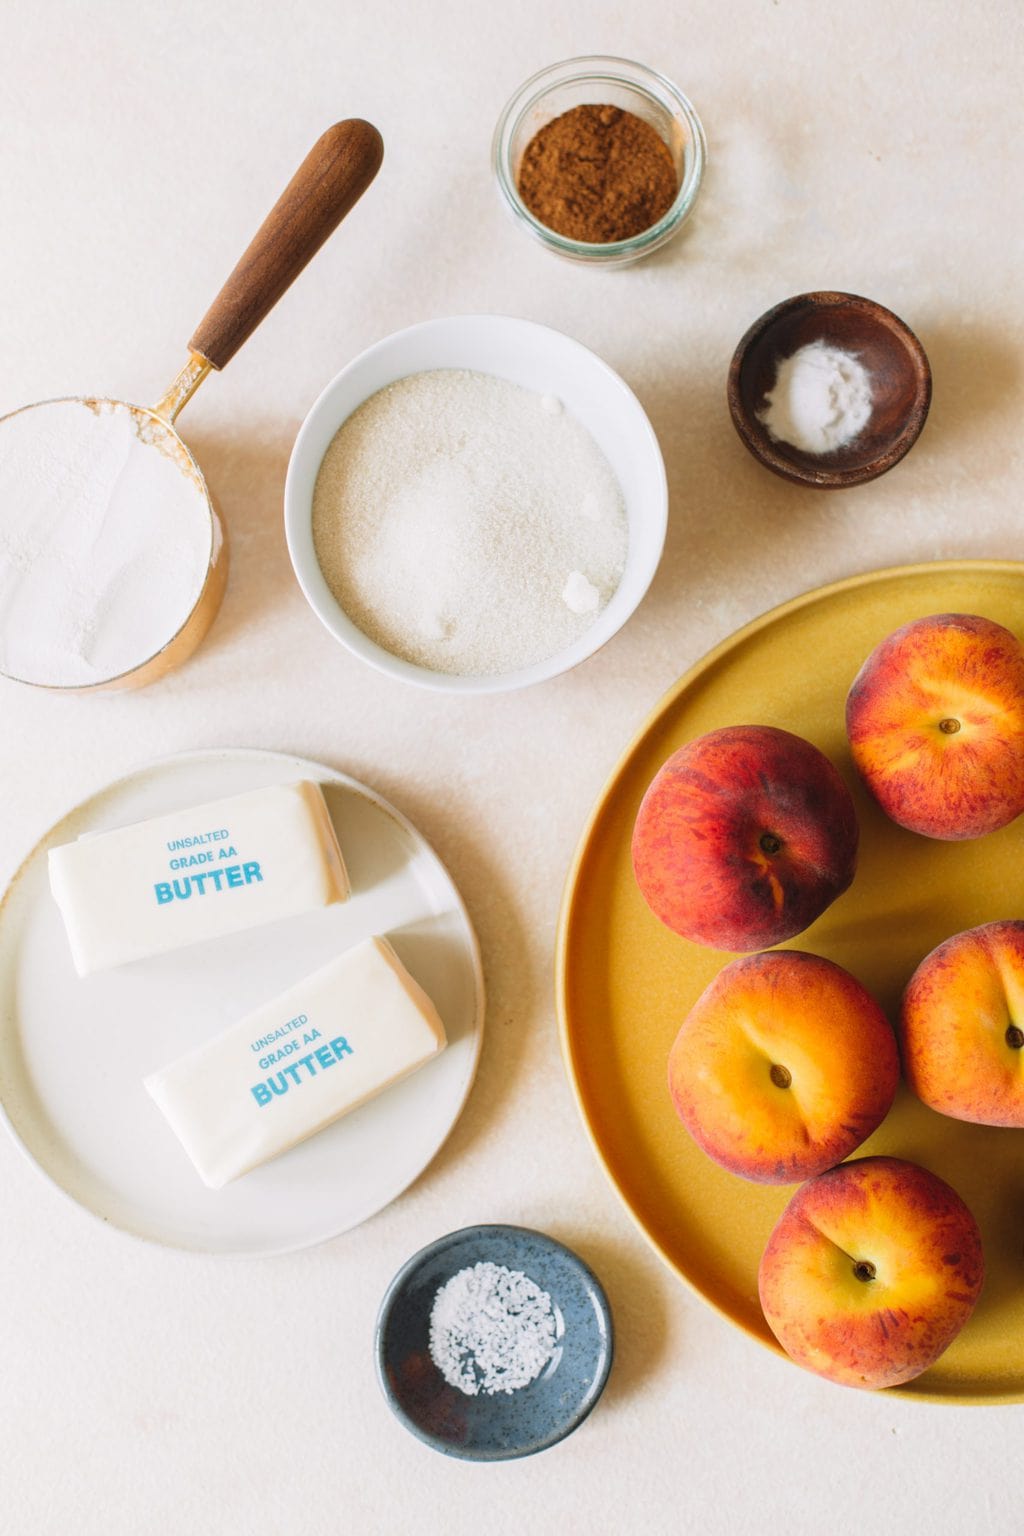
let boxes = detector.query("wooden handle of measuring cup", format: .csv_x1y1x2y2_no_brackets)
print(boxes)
188,119,383,371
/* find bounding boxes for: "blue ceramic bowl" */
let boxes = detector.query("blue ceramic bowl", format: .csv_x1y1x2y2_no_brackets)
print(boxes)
375,1224,614,1460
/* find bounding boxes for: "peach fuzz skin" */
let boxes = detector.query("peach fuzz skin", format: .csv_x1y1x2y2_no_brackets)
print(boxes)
668,950,898,1183
900,920,1024,1127
758,1157,984,1390
846,612,1024,840
632,725,858,952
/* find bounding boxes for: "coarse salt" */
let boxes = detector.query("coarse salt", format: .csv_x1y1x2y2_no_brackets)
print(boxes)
428,1261,558,1397
311,370,627,676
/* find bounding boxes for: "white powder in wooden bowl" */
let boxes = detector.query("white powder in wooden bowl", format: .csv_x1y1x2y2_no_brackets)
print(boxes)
311,370,627,676
758,341,873,455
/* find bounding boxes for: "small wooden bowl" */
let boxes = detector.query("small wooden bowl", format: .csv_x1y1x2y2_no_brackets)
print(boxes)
727,292,932,489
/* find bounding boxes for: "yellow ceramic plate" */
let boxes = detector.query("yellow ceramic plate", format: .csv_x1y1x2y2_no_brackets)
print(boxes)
557,561,1024,1405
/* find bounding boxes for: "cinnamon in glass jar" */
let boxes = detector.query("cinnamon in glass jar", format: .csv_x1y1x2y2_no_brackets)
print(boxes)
516,104,679,244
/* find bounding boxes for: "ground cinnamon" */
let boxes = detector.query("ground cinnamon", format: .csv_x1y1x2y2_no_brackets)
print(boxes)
516,104,679,244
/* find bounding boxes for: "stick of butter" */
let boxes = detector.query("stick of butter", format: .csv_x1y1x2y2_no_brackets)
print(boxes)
49,781,349,976
144,936,447,1188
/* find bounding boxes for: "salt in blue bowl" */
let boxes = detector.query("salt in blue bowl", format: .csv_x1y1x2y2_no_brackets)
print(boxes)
374,1223,614,1460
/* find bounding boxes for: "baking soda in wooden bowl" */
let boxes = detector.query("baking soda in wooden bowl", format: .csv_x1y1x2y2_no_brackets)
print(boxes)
310,369,628,677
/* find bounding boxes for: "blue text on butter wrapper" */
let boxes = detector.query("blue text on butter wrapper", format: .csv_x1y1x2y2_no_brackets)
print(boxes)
251,1037,353,1105
154,862,263,903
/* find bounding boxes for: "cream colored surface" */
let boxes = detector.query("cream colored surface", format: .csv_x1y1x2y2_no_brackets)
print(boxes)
0,1,1021,1532
145,936,446,1189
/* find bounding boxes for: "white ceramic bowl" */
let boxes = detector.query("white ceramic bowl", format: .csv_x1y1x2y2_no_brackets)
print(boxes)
284,314,667,694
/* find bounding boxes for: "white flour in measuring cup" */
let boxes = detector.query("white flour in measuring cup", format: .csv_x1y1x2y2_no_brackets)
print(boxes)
0,398,212,687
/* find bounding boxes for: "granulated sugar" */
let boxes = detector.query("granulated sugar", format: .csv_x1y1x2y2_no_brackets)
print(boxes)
311,370,627,676
428,1261,557,1396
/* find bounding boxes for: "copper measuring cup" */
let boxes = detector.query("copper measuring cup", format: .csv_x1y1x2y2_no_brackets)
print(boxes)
0,119,382,693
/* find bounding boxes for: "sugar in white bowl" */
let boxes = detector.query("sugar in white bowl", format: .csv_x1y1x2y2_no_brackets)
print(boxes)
285,315,668,695
311,369,628,677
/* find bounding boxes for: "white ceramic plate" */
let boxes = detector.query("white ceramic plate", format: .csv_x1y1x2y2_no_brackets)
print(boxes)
0,749,484,1255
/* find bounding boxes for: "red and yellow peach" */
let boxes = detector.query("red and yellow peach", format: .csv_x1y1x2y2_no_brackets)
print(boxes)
632,724,858,951
668,950,898,1183
846,612,1024,840
900,919,1024,1127
758,1156,984,1390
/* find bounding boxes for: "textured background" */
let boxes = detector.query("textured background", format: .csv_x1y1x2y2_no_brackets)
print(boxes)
1,1,1022,1531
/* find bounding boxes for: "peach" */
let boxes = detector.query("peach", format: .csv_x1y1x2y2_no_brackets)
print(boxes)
846,612,1024,840
668,950,898,1183
632,725,858,951
900,920,1024,1127
758,1156,984,1390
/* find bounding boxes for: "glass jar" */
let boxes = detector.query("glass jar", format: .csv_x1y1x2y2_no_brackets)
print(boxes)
492,55,707,269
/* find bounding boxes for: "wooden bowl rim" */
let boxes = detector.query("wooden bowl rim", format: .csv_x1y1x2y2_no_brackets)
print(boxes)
726,290,933,490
